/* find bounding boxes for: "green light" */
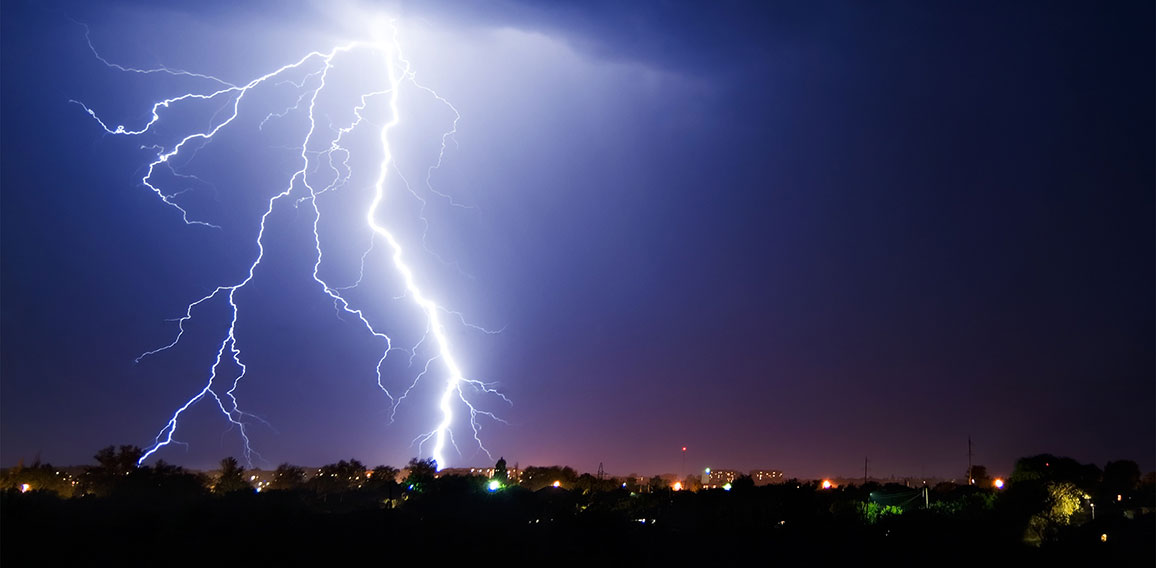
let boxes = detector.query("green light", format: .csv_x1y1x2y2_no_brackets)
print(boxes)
723,483,732,491
487,480,502,491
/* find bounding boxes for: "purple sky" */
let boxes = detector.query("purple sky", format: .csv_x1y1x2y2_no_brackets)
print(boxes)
2,0,1153,479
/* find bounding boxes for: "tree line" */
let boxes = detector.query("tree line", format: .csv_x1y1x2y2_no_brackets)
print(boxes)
2,447,1152,564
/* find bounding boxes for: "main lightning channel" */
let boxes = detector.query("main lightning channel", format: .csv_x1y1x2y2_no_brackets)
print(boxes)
366,32,508,469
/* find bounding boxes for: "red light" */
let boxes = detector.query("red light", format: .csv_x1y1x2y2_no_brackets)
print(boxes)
682,447,687,452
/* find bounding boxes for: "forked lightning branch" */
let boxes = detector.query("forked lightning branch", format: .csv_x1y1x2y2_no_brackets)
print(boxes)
73,20,507,469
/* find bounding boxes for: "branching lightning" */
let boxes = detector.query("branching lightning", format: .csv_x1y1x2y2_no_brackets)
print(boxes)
74,19,507,469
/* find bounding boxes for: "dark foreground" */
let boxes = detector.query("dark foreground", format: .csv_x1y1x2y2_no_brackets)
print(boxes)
4,485,1152,565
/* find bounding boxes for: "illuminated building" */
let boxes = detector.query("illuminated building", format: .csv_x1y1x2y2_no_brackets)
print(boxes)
701,468,738,489
750,470,785,486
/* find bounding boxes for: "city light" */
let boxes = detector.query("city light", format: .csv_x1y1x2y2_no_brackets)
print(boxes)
993,478,1004,489
552,481,561,488
487,480,501,492
672,482,682,491
821,480,834,489
19,484,30,493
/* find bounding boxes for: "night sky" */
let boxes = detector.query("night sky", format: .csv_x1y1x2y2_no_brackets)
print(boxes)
2,0,1152,480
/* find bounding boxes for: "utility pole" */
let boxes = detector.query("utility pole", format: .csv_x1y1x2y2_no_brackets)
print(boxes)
864,456,869,485
597,462,605,481
681,446,687,480
967,436,974,485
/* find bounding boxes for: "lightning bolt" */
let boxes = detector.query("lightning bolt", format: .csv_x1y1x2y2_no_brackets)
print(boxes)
73,19,507,469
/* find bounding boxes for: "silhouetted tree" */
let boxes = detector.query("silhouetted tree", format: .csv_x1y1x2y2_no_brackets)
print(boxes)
575,473,599,493
79,447,207,499
269,463,306,490
311,459,368,493
968,465,991,487
215,457,251,493
94,445,142,475
1102,460,1141,495
363,464,400,502
493,457,508,483
82,445,144,496
404,458,437,491
732,474,756,492
370,465,399,486
1010,454,1100,490
143,460,208,499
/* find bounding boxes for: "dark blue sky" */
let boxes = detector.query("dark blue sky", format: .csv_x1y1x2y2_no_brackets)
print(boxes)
2,0,1152,479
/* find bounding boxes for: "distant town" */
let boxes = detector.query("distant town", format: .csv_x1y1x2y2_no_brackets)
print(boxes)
2,446,1152,563
1,456,980,496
